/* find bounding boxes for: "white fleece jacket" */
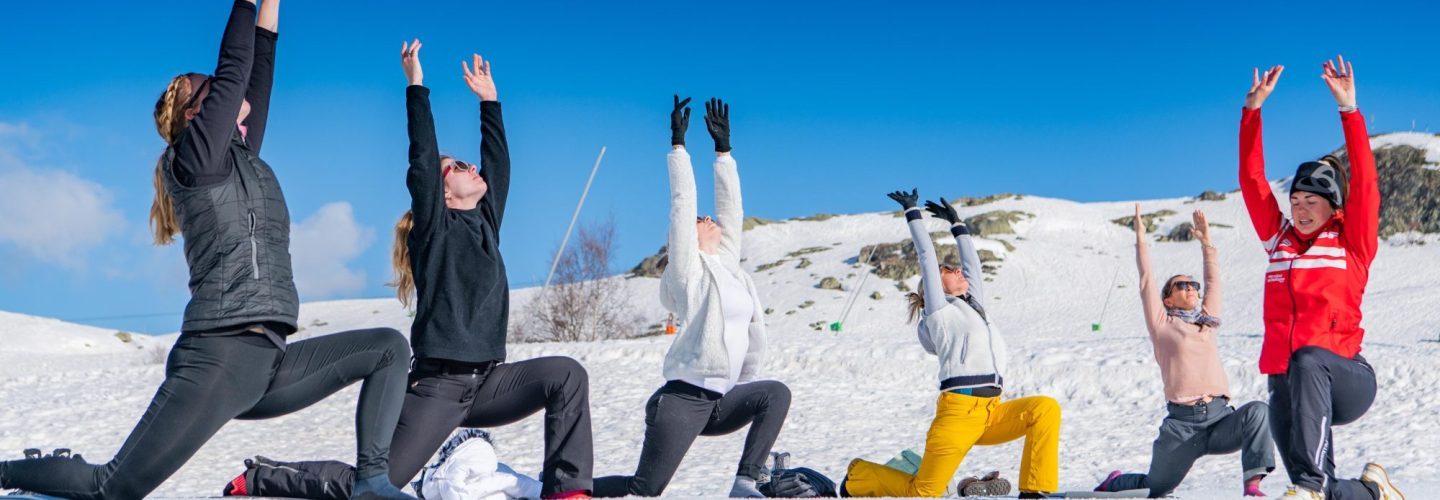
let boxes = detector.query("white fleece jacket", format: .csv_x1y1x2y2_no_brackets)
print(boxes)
659,149,767,384
908,211,1008,391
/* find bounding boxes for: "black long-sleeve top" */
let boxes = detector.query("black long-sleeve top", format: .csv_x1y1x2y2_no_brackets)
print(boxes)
172,0,277,189
405,85,512,363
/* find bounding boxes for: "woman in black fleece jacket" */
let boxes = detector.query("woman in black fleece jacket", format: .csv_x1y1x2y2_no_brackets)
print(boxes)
0,2,413,500
220,40,594,500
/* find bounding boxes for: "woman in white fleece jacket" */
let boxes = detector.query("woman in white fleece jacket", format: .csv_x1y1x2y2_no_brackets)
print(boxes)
591,97,790,498
842,190,1061,499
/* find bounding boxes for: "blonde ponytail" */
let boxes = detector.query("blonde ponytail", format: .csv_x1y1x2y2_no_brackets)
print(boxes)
149,75,193,245
389,210,417,308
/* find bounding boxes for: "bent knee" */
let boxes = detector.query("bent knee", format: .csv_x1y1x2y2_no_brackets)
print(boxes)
763,380,792,408
1032,395,1062,419
1238,401,1269,421
539,356,589,389
371,328,411,362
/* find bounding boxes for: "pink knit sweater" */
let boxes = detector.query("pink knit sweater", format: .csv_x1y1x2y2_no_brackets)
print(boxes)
1136,233,1230,404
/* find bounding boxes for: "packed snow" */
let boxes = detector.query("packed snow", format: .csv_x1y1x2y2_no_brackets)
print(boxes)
2,180,1437,499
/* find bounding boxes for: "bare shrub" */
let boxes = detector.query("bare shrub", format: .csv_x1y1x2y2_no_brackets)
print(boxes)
518,218,641,342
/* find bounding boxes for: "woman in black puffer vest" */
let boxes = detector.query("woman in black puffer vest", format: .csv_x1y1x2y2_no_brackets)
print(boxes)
0,2,413,499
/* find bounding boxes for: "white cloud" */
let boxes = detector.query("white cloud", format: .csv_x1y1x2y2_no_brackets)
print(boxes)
289,201,376,298
0,123,125,268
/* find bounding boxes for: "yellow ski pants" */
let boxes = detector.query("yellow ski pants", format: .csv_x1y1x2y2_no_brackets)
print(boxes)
845,392,1061,496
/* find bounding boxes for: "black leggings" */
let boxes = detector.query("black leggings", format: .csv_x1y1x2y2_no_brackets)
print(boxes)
0,328,411,500
593,379,792,497
236,356,593,499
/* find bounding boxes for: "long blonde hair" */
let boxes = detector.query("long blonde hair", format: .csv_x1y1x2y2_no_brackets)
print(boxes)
149,75,194,245
389,155,456,308
390,210,417,308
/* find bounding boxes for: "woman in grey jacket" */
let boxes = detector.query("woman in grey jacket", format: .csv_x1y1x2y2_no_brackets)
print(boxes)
842,191,1060,499
0,2,412,499
591,97,791,498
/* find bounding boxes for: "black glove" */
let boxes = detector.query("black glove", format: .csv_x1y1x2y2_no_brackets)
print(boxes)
671,95,692,146
886,188,919,210
924,198,960,224
704,97,731,152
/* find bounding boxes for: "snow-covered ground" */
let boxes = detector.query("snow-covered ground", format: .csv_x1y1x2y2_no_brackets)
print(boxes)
2,177,1438,499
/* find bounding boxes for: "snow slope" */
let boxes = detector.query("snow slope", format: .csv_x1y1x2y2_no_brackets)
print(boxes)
2,179,1438,499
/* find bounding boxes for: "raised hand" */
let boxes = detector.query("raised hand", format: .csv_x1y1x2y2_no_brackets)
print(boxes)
704,97,731,153
401,39,424,87
1245,65,1283,109
1321,55,1356,108
1133,203,1146,238
671,95,692,147
1192,209,1211,245
887,189,919,211
924,198,961,224
462,54,497,101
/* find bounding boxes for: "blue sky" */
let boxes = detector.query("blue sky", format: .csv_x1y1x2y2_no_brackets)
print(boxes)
4,1,1440,333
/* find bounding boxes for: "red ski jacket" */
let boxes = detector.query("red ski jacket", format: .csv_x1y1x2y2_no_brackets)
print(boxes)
1238,107,1381,375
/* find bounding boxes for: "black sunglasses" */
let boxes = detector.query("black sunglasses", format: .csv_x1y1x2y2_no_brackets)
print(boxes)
1167,281,1202,297
180,74,214,114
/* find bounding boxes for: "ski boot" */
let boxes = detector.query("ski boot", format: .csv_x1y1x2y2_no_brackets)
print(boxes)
957,470,1011,497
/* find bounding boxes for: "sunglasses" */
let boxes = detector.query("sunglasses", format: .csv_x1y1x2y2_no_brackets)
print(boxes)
442,159,475,178
180,74,214,114
1166,281,1201,297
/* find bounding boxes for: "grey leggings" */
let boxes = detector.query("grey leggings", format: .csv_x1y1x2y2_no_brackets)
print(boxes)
0,329,411,500
1097,398,1275,497
593,380,791,497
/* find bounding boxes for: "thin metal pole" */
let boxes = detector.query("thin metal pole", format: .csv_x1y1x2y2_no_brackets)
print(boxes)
542,146,608,292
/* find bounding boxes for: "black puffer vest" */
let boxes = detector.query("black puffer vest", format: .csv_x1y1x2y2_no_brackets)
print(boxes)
162,132,299,333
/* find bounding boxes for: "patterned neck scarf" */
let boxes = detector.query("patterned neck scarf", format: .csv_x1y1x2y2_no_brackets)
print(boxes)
1168,306,1220,328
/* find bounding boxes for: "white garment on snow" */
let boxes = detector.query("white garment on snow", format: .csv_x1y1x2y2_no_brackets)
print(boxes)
415,430,542,500
659,149,768,385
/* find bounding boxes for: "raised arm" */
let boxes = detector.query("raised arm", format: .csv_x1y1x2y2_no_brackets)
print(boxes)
243,0,279,153
1239,65,1286,245
171,0,257,187
401,40,443,238
1133,204,1166,334
707,98,743,262
1322,56,1380,264
1193,210,1221,318
666,148,701,280
463,54,510,230
890,189,946,317
926,197,985,307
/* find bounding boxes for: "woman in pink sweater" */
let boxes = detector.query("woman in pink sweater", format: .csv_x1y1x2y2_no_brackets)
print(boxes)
1093,206,1275,498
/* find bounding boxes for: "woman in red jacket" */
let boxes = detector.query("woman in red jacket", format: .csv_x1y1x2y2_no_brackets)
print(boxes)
1239,56,1402,500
